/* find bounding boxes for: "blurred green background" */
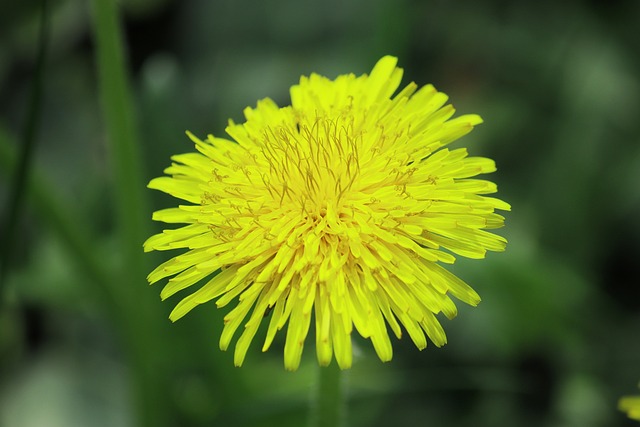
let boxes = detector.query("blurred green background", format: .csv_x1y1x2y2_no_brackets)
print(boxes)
1,0,639,426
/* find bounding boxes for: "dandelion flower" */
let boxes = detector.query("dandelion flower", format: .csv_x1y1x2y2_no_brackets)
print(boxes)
620,384,640,421
144,56,510,371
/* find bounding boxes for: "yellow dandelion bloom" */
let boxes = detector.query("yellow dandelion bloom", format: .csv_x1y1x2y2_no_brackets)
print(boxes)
144,56,510,371
620,384,640,421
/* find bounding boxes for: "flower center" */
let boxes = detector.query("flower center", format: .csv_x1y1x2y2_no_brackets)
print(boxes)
260,111,363,222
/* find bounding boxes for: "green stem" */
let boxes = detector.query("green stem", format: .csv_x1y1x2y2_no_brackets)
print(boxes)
90,0,149,265
310,363,347,427
90,2,171,427
0,0,48,291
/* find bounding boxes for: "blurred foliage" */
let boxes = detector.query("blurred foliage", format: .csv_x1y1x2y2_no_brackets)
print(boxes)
1,0,640,426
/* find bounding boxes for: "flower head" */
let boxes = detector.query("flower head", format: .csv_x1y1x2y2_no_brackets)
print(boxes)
144,56,510,371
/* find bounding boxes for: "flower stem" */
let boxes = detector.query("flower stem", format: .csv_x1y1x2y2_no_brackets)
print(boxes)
90,2,171,427
91,0,149,268
310,363,347,427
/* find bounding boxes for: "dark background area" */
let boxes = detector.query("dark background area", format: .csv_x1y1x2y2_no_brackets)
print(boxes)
1,0,639,426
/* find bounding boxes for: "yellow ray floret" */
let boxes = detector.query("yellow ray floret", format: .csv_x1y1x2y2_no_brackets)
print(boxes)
145,55,510,371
